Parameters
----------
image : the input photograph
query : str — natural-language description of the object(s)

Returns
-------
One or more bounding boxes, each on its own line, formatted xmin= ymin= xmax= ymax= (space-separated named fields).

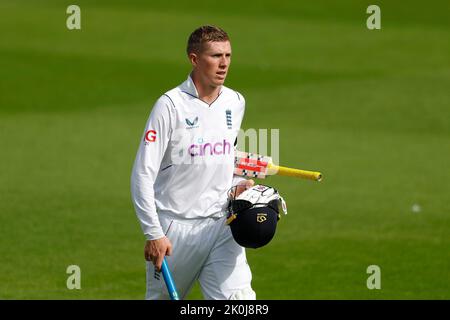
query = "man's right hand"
xmin=144 ymin=237 xmax=172 ymax=272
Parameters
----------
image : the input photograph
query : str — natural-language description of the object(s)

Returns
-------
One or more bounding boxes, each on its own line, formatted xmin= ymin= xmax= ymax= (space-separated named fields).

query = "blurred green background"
xmin=1 ymin=0 xmax=449 ymax=299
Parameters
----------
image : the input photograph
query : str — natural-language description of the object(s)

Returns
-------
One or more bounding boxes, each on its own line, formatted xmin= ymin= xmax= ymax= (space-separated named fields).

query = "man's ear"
xmin=188 ymin=52 xmax=198 ymax=67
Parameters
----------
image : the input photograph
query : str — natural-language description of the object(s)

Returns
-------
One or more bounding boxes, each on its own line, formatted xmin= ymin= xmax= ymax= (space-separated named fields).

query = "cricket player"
xmin=131 ymin=25 xmax=256 ymax=300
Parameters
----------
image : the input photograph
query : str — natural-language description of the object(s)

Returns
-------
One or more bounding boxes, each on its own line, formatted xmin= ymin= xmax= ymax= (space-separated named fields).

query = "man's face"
xmin=191 ymin=41 xmax=232 ymax=88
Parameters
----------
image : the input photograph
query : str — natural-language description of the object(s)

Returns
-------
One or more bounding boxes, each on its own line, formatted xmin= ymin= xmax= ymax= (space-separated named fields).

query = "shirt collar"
xmin=181 ymin=74 xmax=224 ymax=98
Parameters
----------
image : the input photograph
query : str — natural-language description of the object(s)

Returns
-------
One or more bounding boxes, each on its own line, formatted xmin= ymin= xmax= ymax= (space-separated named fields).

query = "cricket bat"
xmin=161 ymin=257 xmax=180 ymax=300
xmin=234 ymin=150 xmax=322 ymax=181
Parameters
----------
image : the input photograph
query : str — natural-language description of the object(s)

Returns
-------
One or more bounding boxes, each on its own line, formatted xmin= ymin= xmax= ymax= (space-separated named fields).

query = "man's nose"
xmin=219 ymin=56 xmax=228 ymax=67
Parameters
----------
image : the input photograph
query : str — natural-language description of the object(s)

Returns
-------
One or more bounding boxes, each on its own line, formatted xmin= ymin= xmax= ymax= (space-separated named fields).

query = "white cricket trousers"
xmin=145 ymin=212 xmax=256 ymax=300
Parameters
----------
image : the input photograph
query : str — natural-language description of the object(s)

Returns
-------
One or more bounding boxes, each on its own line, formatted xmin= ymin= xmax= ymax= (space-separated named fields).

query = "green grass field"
xmin=1 ymin=0 xmax=449 ymax=299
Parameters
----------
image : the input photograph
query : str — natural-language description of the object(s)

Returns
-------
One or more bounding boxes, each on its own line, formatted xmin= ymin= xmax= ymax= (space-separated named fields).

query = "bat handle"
xmin=272 ymin=164 xmax=322 ymax=181
xmin=161 ymin=257 xmax=180 ymax=300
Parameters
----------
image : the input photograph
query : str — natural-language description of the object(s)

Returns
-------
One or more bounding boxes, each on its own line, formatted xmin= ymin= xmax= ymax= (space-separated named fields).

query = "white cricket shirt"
xmin=131 ymin=75 xmax=246 ymax=240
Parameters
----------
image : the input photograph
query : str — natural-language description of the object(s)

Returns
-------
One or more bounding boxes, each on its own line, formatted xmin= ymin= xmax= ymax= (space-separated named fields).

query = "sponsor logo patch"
xmin=188 ymin=139 xmax=231 ymax=157
xmin=144 ymin=130 xmax=157 ymax=143
xmin=185 ymin=116 xmax=199 ymax=129
xmin=257 ymin=213 xmax=267 ymax=223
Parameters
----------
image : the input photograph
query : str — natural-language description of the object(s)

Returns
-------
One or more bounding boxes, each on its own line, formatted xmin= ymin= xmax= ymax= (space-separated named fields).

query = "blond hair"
xmin=186 ymin=25 xmax=230 ymax=55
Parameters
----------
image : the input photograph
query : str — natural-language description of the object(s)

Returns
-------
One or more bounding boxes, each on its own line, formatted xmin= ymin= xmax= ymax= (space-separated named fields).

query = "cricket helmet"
xmin=226 ymin=184 xmax=287 ymax=248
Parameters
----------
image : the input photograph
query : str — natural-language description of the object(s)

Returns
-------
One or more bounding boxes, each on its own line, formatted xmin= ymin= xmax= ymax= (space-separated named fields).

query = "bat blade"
xmin=234 ymin=150 xmax=322 ymax=181
xmin=234 ymin=151 xmax=271 ymax=178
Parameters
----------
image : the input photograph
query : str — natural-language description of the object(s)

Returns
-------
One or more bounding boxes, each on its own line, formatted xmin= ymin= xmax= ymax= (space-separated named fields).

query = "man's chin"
xmin=214 ymin=78 xmax=226 ymax=86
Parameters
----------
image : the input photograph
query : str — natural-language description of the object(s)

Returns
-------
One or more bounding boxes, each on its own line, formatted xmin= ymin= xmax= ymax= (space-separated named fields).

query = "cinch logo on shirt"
xmin=144 ymin=130 xmax=157 ymax=143
xmin=188 ymin=139 xmax=231 ymax=157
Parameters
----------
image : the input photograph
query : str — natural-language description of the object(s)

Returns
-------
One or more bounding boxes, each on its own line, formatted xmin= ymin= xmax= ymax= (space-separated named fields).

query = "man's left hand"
xmin=234 ymin=179 xmax=255 ymax=198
